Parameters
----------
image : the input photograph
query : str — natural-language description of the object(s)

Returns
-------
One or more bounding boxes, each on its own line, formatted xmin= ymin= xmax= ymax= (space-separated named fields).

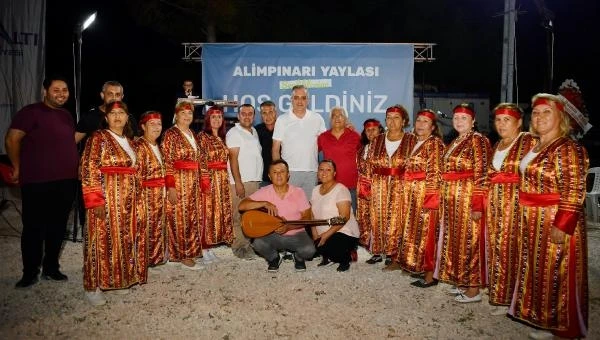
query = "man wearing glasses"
xmin=271 ymin=85 xmax=325 ymax=199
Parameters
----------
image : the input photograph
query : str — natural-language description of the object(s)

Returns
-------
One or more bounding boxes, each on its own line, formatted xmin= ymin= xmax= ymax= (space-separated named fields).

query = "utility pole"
xmin=500 ymin=0 xmax=516 ymax=103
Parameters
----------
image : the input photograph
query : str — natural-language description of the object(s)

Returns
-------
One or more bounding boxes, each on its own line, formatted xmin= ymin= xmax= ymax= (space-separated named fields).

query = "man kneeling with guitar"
xmin=238 ymin=159 xmax=316 ymax=272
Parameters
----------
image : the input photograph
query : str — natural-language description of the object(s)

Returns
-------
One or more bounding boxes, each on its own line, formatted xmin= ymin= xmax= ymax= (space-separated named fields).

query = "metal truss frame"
xmin=182 ymin=43 xmax=436 ymax=63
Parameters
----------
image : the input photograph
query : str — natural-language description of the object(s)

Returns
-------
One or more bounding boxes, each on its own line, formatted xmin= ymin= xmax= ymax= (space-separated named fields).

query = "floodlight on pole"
xmin=82 ymin=12 xmax=97 ymax=31
xmin=71 ymin=11 xmax=96 ymax=243
xmin=73 ymin=11 xmax=97 ymax=124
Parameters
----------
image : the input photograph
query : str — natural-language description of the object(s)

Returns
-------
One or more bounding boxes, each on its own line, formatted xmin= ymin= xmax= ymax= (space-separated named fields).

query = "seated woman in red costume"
xmin=198 ymin=106 xmax=234 ymax=263
xmin=135 ymin=111 xmax=167 ymax=271
xmin=485 ymin=103 xmax=536 ymax=315
xmin=81 ymin=101 xmax=142 ymax=306
xmin=510 ymin=94 xmax=588 ymax=340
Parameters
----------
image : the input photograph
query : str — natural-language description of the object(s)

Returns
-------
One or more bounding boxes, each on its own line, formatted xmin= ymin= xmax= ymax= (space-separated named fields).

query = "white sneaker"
xmin=206 ymin=249 xmax=220 ymax=263
xmin=447 ymin=286 xmax=466 ymax=295
xmin=454 ymin=292 xmax=482 ymax=303
xmin=201 ymin=250 xmax=214 ymax=264
xmin=490 ymin=305 xmax=509 ymax=316
xmin=109 ymin=288 xmax=130 ymax=295
xmin=85 ymin=288 xmax=107 ymax=306
xmin=528 ymin=330 xmax=554 ymax=339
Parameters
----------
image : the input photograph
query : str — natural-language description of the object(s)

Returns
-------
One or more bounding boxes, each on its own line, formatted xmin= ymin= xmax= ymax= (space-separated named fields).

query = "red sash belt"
xmin=373 ymin=167 xmax=403 ymax=177
xmin=442 ymin=171 xmax=474 ymax=181
xmin=357 ymin=175 xmax=371 ymax=199
xmin=174 ymin=160 xmax=199 ymax=170
xmin=490 ymin=172 xmax=520 ymax=184
xmin=142 ymin=177 xmax=166 ymax=187
xmin=403 ymin=171 xmax=426 ymax=180
xmin=208 ymin=161 xmax=227 ymax=170
xmin=519 ymin=192 xmax=560 ymax=207
xmin=99 ymin=166 xmax=136 ymax=175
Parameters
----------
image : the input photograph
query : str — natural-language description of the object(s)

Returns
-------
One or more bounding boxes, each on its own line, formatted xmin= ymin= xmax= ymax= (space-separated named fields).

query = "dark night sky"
xmin=45 ymin=0 xmax=597 ymax=128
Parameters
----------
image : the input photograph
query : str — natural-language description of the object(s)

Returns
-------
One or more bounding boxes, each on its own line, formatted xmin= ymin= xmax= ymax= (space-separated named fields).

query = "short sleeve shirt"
xmin=249 ymin=184 xmax=310 ymax=236
xmin=272 ymin=109 xmax=326 ymax=172
xmin=226 ymin=123 xmax=263 ymax=183
xmin=317 ymin=128 xmax=361 ymax=189
xmin=310 ymin=183 xmax=359 ymax=238
xmin=9 ymin=102 xmax=78 ymax=184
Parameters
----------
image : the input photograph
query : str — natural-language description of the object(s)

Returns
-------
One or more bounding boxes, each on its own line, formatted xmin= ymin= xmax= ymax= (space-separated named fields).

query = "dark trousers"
xmin=20 ymin=179 xmax=76 ymax=277
xmin=317 ymin=232 xmax=358 ymax=264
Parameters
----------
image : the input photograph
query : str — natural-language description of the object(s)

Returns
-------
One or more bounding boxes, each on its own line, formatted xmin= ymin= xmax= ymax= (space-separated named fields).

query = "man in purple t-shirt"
xmin=238 ymin=159 xmax=316 ymax=272
xmin=5 ymin=76 xmax=78 ymax=288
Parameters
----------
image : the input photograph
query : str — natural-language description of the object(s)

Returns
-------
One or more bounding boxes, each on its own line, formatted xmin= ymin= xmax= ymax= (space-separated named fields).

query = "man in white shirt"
xmin=272 ymin=85 xmax=326 ymax=199
xmin=227 ymin=104 xmax=263 ymax=259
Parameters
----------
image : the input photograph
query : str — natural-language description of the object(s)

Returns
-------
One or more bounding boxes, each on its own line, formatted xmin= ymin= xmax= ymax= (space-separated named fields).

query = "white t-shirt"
xmin=226 ymin=123 xmax=263 ymax=183
xmin=310 ymin=183 xmax=360 ymax=238
xmin=519 ymin=149 xmax=539 ymax=174
xmin=272 ymin=109 xmax=326 ymax=172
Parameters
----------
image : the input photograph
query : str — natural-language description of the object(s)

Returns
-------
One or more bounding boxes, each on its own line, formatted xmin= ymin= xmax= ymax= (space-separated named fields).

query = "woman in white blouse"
xmin=311 ymin=160 xmax=360 ymax=272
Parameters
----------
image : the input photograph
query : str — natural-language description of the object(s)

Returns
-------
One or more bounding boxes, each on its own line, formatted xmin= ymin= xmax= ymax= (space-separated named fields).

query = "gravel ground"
xmin=1 ymin=193 xmax=599 ymax=339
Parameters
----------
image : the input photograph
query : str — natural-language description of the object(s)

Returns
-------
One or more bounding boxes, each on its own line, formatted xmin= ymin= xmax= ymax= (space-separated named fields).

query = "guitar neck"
xmin=283 ymin=219 xmax=330 ymax=226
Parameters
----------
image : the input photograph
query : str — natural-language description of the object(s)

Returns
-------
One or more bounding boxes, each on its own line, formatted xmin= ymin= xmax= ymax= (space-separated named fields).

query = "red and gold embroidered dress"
xmin=135 ymin=137 xmax=166 ymax=267
xmin=81 ymin=130 xmax=142 ymax=290
xmin=396 ymin=135 xmax=444 ymax=273
xmin=161 ymin=126 xmax=202 ymax=261
xmin=510 ymin=137 xmax=588 ymax=338
xmin=366 ymin=132 xmax=417 ymax=256
xmin=435 ymin=131 xmax=491 ymax=287
xmin=486 ymin=132 xmax=536 ymax=306
xmin=356 ymin=144 xmax=371 ymax=247
xmin=198 ymin=132 xmax=233 ymax=246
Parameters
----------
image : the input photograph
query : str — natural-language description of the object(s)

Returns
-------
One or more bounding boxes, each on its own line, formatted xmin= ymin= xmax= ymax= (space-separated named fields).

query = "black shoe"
xmin=267 ymin=255 xmax=282 ymax=272
xmin=410 ymin=278 xmax=439 ymax=288
xmin=317 ymin=257 xmax=331 ymax=266
xmin=337 ymin=262 xmax=350 ymax=272
xmin=282 ymin=251 xmax=294 ymax=261
xmin=15 ymin=275 xmax=39 ymax=289
xmin=294 ymin=255 xmax=306 ymax=272
xmin=410 ymin=272 xmax=424 ymax=279
xmin=41 ymin=271 xmax=68 ymax=281
xmin=365 ymin=255 xmax=383 ymax=264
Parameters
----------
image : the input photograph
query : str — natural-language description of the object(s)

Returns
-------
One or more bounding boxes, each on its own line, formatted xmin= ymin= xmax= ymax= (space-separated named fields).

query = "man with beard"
xmin=227 ymin=104 xmax=263 ymax=259
xmin=5 ymin=75 xmax=79 ymax=288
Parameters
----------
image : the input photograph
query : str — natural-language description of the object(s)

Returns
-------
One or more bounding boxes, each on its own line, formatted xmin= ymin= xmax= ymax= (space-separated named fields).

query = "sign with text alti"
xmin=201 ymin=43 xmax=414 ymax=128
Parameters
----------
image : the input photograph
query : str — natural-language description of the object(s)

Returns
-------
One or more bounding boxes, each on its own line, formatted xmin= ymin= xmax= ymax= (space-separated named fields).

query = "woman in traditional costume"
xmin=135 ymin=111 xmax=166 ymax=270
xmin=485 ymin=104 xmax=536 ymax=315
xmin=81 ymin=101 xmax=142 ymax=306
xmin=365 ymin=105 xmax=416 ymax=269
xmin=434 ymin=104 xmax=491 ymax=303
xmin=197 ymin=106 xmax=234 ymax=262
xmin=393 ymin=109 xmax=444 ymax=288
xmin=356 ymin=119 xmax=383 ymax=248
xmin=510 ymin=94 xmax=588 ymax=339
xmin=161 ymin=101 xmax=203 ymax=270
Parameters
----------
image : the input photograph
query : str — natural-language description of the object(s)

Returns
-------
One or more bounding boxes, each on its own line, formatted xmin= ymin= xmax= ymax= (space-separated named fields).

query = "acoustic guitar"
xmin=241 ymin=210 xmax=346 ymax=238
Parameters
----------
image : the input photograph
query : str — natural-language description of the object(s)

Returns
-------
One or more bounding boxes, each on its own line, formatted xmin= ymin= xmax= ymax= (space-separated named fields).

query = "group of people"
xmin=6 ymin=76 xmax=588 ymax=339
xmin=355 ymin=98 xmax=588 ymax=339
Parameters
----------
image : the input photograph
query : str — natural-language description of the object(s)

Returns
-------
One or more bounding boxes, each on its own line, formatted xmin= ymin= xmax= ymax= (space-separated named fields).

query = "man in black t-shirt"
xmin=255 ymin=101 xmax=279 ymax=186
xmin=75 ymin=80 xmax=138 ymax=145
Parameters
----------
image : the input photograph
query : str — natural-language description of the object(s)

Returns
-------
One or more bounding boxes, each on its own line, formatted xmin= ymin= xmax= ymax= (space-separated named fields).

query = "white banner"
xmin=0 ymin=0 xmax=46 ymax=154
